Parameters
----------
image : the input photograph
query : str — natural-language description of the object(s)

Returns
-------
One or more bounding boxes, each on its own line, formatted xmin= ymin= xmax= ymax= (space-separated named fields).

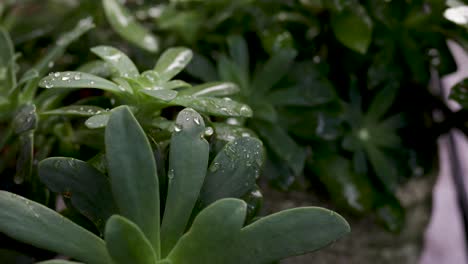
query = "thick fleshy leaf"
xmin=331 ymin=5 xmax=373 ymax=54
xmin=13 ymin=104 xmax=37 ymax=184
xmin=105 ymin=215 xmax=158 ymax=264
xmin=161 ymin=109 xmax=209 ymax=257
xmin=154 ymin=47 xmax=193 ymax=81
xmin=85 ymin=113 xmax=111 ymax=129
xmin=172 ymin=96 xmax=252 ymax=117
xmin=39 ymin=71 xmax=122 ymax=93
xmin=42 ymin=105 xmax=106 ymax=117
xmin=78 ymin=60 xmax=116 ymax=77
xmin=39 ymin=157 xmax=117 ymax=231
xmin=140 ymin=89 xmax=178 ymax=102
xmin=251 ymin=49 xmax=297 ymax=95
xmin=168 ymin=198 xmax=350 ymax=264
xmin=199 ymin=137 xmax=263 ymax=207
xmin=102 ymin=0 xmax=159 ymax=52
xmin=178 ymin=82 xmax=239 ymax=97
xmin=91 ymin=46 xmax=139 ymax=78
xmin=0 ymin=191 xmax=111 ymax=264
xmin=105 ymin=106 xmax=160 ymax=254
xmin=0 ymin=26 xmax=16 ymax=93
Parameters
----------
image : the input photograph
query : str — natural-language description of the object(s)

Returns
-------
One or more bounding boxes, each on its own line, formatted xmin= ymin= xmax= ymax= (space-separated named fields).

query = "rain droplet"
xmin=210 ymin=162 xmax=220 ymax=172
xmin=239 ymin=105 xmax=251 ymax=116
xmin=73 ymin=73 xmax=81 ymax=80
xmin=204 ymin=127 xmax=214 ymax=136
xmin=62 ymin=76 xmax=70 ymax=81
xmin=193 ymin=117 xmax=200 ymax=125
xmin=54 ymin=72 xmax=60 ymax=77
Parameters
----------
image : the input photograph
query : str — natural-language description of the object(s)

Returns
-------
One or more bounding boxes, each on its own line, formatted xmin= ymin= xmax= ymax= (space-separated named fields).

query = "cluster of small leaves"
xmin=0 ymin=106 xmax=350 ymax=264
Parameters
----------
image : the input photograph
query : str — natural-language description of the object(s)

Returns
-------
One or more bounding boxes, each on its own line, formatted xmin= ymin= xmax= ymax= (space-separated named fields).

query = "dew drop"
xmin=54 ymin=72 xmax=60 ymax=77
xmin=73 ymin=73 xmax=81 ymax=80
xmin=174 ymin=125 xmax=182 ymax=132
xmin=210 ymin=162 xmax=220 ymax=172
xmin=204 ymin=127 xmax=214 ymax=136
xmin=194 ymin=117 xmax=200 ymax=125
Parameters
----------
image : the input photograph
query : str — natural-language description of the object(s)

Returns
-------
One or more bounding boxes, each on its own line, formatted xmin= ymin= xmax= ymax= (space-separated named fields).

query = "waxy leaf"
xmin=39 ymin=71 xmax=121 ymax=93
xmin=168 ymin=198 xmax=350 ymax=264
xmin=141 ymin=89 xmax=178 ymax=102
xmin=178 ymin=82 xmax=239 ymax=97
xmin=0 ymin=191 xmax=111 ymax=264
xmin=161 ymin=109 xmax=209 ymax=257
xmin=331 ymin=6 xmax=373 ymax=54
xmin=42 ymin=105 xmax=106 ymax=117
xmin=102 ymin=0 xmax=159 ymax=52
xmin=105 ymin=106 xmax=160 ymax=254
xmin=199 ymin=137 xmax=263 ymax=207
xmin=91 ymin=46 xmax=139 ymax=78
xmin=105 ymin=215 xmax=158 ymax=264
xmin=85 ymin=113 xmax=111 ymax=129
xmin=155 ymin=47 xmax=193 ymax=81
xmin=39 ymin=158 xmax=117 ymax=231
xmin=172 ymin=96 xmax=252 ymax=117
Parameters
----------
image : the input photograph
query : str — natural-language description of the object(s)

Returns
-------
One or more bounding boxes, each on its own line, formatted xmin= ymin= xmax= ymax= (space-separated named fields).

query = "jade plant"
xmin=0 ymin=106 xmax=349 ymax=263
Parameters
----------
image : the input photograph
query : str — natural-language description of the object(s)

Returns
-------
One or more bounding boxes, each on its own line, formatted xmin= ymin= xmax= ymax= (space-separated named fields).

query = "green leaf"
xmin=91 ymin=46 xmax=139 ymax=78
xmin=168 ymin=198 xmax=350 ymax=264
xmin=186 ymin=53 xmax=218 ymax=82
xmin=85 ymin=113 xmax=111 ymax=129
xmin=178 ymin=82 xmax=239 ymax=97
xmin=18 ymin=69 xmax=39 ymax=86
xmin=161 ymin=108 xmax=209 ymax=257
xmin=331 ymin=6 xmax=373 ymax=54
xmin=199 ymin=137 xmax=263 ymax=207
xmin=0 ymin=191 xmax=111 ymax=264
xmin=39 ymin=158 xmax=118 ymax=231
xmin=308 ymin=156 xmax=374 ymax=214
xmin=140 ymin=89 xmax=178 ymax=102
xmin=42 ymin=105 xmax=106 ymax=117
xmin=251 ymin=49 xmax=297 ymax=95
xmin=172 ymin=96 xmax=253 ymax=117
xmin=105 ymin=106 xmax=160 ymax=255
xmin=365 ymin=86 xmax=398 ymax=122
xmin=102 ymin=0 xmax=159 ymax=52
xmin=20 ymin=17 xmax=95 ymax=102
xmin=251 ymin=121 xmax=306 ymax=176
xmin=154 ymin=47 xmax=193 ymax=81
xmin=39 ymin=71 xmax=122 ymax=93
xmin=450 ymin=78 xmax=468 ymax=107
xmin=364 ymin=144 xmax=398 ymax=191
xmin=77 ymin=60 xmax=116 ymax=77
xmin=0 ymin=26 xmax=16 ymax=94
xmin=227 ymin=35 xmax=249 ymax=75
xmin=13 ymin=104 xmax=37 ymax=134
xmin=14 ymin=132 xmax=34 ymax=184
xmin=105 ymin=215 xmax=158 ymax=264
